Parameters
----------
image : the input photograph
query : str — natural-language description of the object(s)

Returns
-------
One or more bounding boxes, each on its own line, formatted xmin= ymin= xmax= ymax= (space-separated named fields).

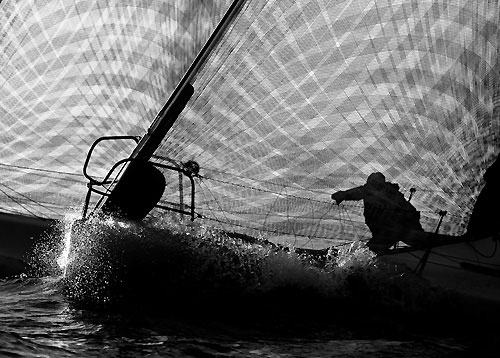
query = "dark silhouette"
xmin=101 ymin=160 xmax=166 ymax=221
xmin=331 ymin=172 xmax=431 ymax=254
xmin=466 ymin=155 xmax=500 ymax=239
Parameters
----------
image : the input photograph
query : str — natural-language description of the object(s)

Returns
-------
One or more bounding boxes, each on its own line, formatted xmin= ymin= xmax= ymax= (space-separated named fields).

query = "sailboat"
xmin=1 ymin=0 xmax=499 ymax=304
xmin=76 ymin=0 xmax=500 ymax=306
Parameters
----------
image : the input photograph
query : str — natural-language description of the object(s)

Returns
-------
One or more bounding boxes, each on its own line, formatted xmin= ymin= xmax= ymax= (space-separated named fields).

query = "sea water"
xmin=1 ymin=216 xmax=498 ymax=357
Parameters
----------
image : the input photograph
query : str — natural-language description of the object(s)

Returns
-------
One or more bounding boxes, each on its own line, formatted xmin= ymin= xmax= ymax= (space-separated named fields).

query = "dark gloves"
xmin=331 ymin=191 xmax=345 ymax=204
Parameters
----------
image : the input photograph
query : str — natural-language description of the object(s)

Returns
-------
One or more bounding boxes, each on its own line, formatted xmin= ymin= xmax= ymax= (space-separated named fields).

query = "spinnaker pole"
xmin=132 ymin=0 xmax=247 ymax=162
xmin=96 ymin=0 xmax=247 ymax=220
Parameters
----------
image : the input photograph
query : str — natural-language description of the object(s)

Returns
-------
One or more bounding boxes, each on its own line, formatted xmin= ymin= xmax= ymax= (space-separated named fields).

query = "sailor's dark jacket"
xmin=337 ymin=182 xmax=422 ymax=237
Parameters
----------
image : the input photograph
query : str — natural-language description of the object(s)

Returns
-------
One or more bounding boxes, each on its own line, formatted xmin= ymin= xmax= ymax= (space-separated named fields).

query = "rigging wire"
xmin=200 ymin=164 xmax=476 ymax=197
xmin=156 ymin=157 xmax=471 ymax=240
xmin=0 ymin=162 xmax=83 ymax=179
xmin=341 ymin=204 xmax=367 ymax=241
xmin=194 ymin=182 xmax=359 ymax=244
xmin=0 ymin=184 xmax=45 ymax=218
xmin=201 ymin=174 xmax=331 ymax=204
xmin=334 ymin=203 xmax=371 ymax=243
xmin=191 ymin=171 xmax=465 ymax=243
xmin=283 ymin=184 xmax=299 ymax=246
xmin=169 ymin=171 xmax=467 ymax=251
xmin=194 ymin=194 xmax=342 ymax=242
xmin=0 ymin=181 xmax=61 ymax=217
xmin=0 ymin=206 xmax=29 ymax=216
xmin=262 ymin=185 xmax=287 ymax=233
xmin=197 ymin=176 xmax=233 ymax=233
xmin=195 ymin=172 xmax=468 ymax=222
xmin=337 ymin=204 xmax=347 ymax=242
xmin=307 ymin=201 xmax=335 ymax=248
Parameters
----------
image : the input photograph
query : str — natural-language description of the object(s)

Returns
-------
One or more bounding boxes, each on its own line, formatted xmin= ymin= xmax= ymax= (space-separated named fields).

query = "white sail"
xmin=145 ymin=0 xmax=499 ymax=244
xmin=0 ymin=0 xmax=230 ymax=218
xmin=1 ymin=0 xmax=498 ymax=246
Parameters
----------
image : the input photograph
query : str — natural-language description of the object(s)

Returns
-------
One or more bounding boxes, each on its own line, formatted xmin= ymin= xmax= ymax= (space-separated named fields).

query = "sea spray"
xmin=28 ymin=220 xmax=66 ymax=278
xmin=56 ymin=214 xmax=80 ymax=276
xmin=53 ymin=214 xmax=459 ymax=324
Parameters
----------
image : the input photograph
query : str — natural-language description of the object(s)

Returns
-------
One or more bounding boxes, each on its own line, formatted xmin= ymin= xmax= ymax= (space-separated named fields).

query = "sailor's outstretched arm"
xmin=331 ymin=186 xmax=365 ymax=204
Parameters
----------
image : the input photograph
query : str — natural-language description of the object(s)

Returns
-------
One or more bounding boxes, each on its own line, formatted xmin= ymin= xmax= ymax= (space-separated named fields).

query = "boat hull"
xmin=382 ymin=236 xmax=500 ymax=303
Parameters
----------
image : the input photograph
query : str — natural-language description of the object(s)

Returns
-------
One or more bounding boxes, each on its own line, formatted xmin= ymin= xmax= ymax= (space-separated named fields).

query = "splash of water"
xmin=56 ymin=215 xmax=79 ymax=275
xmin=56 ymin=213 xmax=448 ymax=320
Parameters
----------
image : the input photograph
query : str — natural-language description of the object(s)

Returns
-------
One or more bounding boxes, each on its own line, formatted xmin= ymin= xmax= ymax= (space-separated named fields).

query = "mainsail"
xmin=1 ymin=0 xmax=499 ymax=246
xmin=0 ymin=0 xmax=231 ymax=219
xmin=138 ymin=0 xmax=500 ymax=245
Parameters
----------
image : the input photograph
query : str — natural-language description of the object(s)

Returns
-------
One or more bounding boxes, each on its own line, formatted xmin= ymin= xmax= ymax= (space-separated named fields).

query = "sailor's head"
xmin=366 ymin=172 xmax=385 ymax=187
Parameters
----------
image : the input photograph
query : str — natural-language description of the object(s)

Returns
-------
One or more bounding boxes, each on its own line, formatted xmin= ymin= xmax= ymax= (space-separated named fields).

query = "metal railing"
xmin=82 ymin=136 xmax=196 ymax=221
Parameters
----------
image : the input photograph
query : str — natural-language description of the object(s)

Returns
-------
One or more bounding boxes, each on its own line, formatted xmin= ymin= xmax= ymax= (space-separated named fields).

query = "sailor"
xmin=331 ymin=172 xmax=429 ymax=254
xmin=466 ymin=154 xmax=500 ymax=239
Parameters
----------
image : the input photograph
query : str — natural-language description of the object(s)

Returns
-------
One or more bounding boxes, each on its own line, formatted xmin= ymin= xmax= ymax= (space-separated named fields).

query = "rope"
xmin=0 ymin=181 xmax=62 ymax=217
xmin=202 ymin=174 xmax=330 ymax=204
xmin=195 ymin=165 xmax=477 ymax=196
xmin=199 ymin=174 xmax=467 ymax=223
xmin=310 ymin=202 xmax=335 ymax=242
xmin=196 ymin=191 xmax=352 ymax=242
xmin=0 ymin=185 xmax=44 ymax=218
xmin=197 ymin=177 xmax=233 ymax=233
xmin=0 ymin=162 xmax=83 ymax=181
xmin=262 ymin=185 xmax=286 ymax=234
xmin=145 ymin=168 xmax=467 ymax=245
xmin=335 ymin=203 xmax=369 ymax=242
xmin=337 ymin=205 xmax=346 ymax=241
xmin=284 ymin=185 xmax=299 ymax=247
